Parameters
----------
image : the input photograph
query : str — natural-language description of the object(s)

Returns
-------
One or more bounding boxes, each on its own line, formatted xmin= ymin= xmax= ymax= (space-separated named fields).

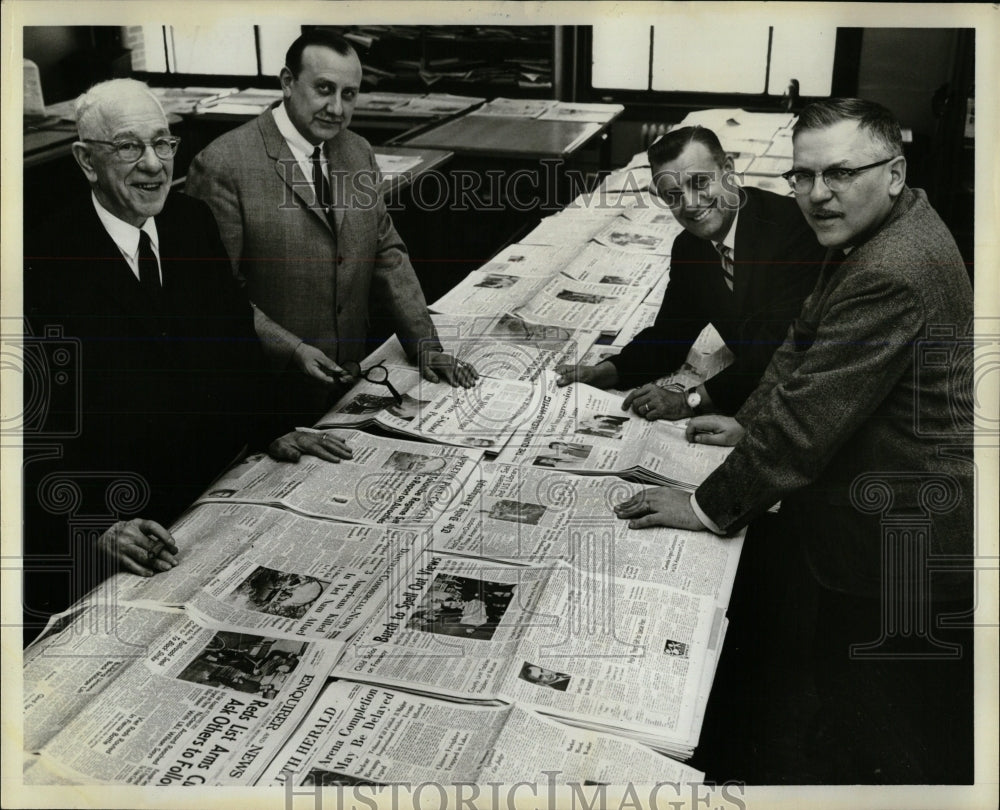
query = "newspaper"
xmin=559 ymin=242 xmax=668 ymax=289
xmin=196 ymin=430 xmax=482 ymax=525
xmin=513 ymin=277 xmax=646 ymax=336
xmin=429 ymin=271 xmax=550 ymax=316
xmin=609 ymin=301 xmax=663 ymax=347
xmin=260 ymin=680 xmax=703 ymax=786
xmin=428 ymin=463 xmax=745 ymax=604
xmin=537 ymin=101 xmax=624 ymax=123
xmin=107 ymin=502 xmax=428 ymax=641
xmin=468 ymin=97 xmax=557 ymax=118
xmin=315 ymin=371 xmax=543 ymax=452
xmin=31 ymin=606 xmax=341 ymax=784
xmin=362 ymin=313 xmax=598 ymax=385
xmin=521 ymin=211 xmax=618 ymax=247
xmin=592 ymin=218 xmax=674 ymax=255
xmin=23 ymin=604 xmax=185 ymax=753
xmin=334 ymin=553 xmax=723 ymax=753
xmin=494 ymin=383 xmax=732 ymax=490
xmin=476 ymin=242 xmax=584 ymax=278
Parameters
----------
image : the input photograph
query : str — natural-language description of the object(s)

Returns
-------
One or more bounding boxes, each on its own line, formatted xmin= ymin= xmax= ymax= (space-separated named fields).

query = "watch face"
xmin=686 ymin=391 xmax=702 ymax=409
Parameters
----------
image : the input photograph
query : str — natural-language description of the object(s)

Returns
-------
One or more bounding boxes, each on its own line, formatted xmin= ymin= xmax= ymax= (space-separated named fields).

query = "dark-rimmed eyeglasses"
xmin=341 ymin=360 xmax=403 ymax=406
xmin=83 ymin=136 xmax=181 ymax=162
xmin=781 ymin=156 xmax=897 ymax=194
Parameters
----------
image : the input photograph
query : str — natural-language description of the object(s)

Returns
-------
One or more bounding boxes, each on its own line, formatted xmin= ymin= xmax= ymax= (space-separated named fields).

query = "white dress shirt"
xmin=92 ymin=192 xmax=161 ymax=284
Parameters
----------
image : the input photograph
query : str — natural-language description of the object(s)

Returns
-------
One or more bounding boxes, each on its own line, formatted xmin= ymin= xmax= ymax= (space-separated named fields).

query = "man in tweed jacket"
xmin=187 ymin=30 xmax=475 ymax=419
xmin=617 ymin=99 xmax=974 ymax=782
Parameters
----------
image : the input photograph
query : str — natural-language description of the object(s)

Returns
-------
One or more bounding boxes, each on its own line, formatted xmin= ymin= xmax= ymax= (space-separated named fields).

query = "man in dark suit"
xmin=186 ymin=30 xmax=476 ymax=423
xmin=22 ymin=79 xmax=351 ymax=641
xmin=556 ymin=126 xmax=824 ymax=420
xmin=616 ymin=99 xmax=974 ymax=782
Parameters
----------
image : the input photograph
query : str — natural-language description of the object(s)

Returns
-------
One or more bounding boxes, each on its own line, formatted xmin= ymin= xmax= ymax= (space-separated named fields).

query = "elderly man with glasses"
xmin=615 ymin=98 xmax=974 ymax=782
xmin=22 ymin=79 xmax=351 ymax=643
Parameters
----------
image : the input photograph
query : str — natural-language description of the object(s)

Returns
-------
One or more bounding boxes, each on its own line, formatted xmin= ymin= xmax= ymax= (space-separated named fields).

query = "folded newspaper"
xmin=494 ymin=382 xmax=732 ymax=491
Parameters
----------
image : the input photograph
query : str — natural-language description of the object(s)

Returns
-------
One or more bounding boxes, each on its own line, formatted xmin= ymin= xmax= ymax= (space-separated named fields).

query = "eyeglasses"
xmin=83 ymin=136 xmax=181 ymax=162
xmin=340 ymin=360 xmax=403 ymax=406
xmin=781 ymin=156 xmax=897 ymax=194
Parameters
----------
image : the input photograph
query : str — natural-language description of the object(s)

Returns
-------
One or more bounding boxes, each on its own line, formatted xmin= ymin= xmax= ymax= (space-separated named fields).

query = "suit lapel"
xmin=258 ymin=109 xmax=333 ymax=234
xmin=731 ymin=188 xmax=760 ymax=308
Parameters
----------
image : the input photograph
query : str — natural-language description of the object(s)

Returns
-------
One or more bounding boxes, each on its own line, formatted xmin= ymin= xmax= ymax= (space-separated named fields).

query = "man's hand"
xmin=613 ymin=487 xmax=704 ymax=530
xmin=97 ymin=519 xmax=178 ymax=577
xmin=622 ymin=383 xmax=690 ymax=420
xmin=293 ymin=343 xmax=345 ymax=384
xmin=554 ymin=361 xmax=619 ymax=389
xmin=686 ymin=415 xmax=744 ymax=446
xmin=268 ymin=430 xmax=354 ymax=463
xmin=420 ymin=349 xmax=479 ymax=387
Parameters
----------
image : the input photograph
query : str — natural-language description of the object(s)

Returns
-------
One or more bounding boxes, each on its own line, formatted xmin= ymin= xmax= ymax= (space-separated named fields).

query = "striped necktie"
xmin=715 ymin=242 xmax=735 ymax=291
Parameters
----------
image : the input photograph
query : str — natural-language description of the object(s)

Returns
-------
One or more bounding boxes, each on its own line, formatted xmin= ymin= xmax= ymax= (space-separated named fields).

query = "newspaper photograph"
xmin=428 ymin=463 xmax=744 ymax=603
xmin=260 ymin=679 xmax=703 ymax=786
xmin=107 ymin=502 xmax=428 ymax=641
xmin=31 ymin=607 xmax=342 ymax=785
xmin=513 ymin=276 xmax=646 ymax=335
xmin=494 ymin=383 xmax=732 ymax=490
xmin=196 ymin=430 xmax=482 ymax=525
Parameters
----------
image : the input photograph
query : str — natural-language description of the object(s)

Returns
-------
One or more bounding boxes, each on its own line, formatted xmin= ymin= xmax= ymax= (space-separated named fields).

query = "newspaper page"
xmin=316 ymin=371 xmax=543 ymax=451
xmin=335 ymin=554 xmax=721 ymax=751
xmin=197 ymin=430 xmax=482 ymax=525
xmin=429 ymin=271 xmax=549 ymax=316
xmin=260 ymin=680 xmax=703 ymax=786
xmin=34 ymin=608 xmax=341 ymax=785
xmin=363 ymin=313 xmax=598 ymax=385
xmin=609 ymin=300 xmax=662 ymax=347
xmin=475 ymin=242 xmax=583 ymax=279
xmin=23 ymin=603 xmax=184 ymax=753
xmin=559 ymin=242 xmax=668 ymax=289
xmin=521 ymin=210 xmax=618 ymax=247
xmin=428 ymin=464 xmax=744 ymax=604
xmin=513 ymin=277 xmax=646 ymax=335
xmin=468 ymin=97 xmax=556 ymax=118
xmin=496 ymin=564 xmax=723 ymax=752
xmin=592 ymin=218 xmax=675 ymax=256
xmin=494 ymin=383 xmax=732 ymax=490
xmin=107 ymin=502 xmax=428 ymax=641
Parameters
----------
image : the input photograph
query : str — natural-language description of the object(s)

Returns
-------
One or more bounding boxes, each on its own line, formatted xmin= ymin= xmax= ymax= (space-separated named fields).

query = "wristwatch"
xmin=685 ymin=386 xmax=703 ymax=414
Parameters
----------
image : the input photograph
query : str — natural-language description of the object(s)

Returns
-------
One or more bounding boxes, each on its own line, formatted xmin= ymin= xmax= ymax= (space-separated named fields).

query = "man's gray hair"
xmin=74 ymin=78 xmax=166 ymax=139
xmin=793 ymin=97 xmax=904 ymax=158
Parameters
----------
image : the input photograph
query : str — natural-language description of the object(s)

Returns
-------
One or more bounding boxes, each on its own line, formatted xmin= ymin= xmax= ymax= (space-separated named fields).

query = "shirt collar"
xmin=91 ymin=192 xmax=159 ymax=259
xmin=273 ymin=102 xmax=322 ymax=162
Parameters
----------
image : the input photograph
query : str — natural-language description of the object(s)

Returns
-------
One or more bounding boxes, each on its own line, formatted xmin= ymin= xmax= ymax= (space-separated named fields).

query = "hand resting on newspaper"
xmin=613 ymin=487 xmax=704 ymax=530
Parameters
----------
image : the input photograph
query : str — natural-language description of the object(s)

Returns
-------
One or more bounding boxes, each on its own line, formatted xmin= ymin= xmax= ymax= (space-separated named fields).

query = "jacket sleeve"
xmin=696 ymin=264 xmax=926 ymax=532
xmin=609 ymin=249 xmax=708 ymax=387
xmin=363 ymin=147 xmax=441 ymax=359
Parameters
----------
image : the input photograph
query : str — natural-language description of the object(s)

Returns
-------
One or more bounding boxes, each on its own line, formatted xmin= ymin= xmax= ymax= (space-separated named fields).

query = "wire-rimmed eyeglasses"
xmin=83 ymin=136 xmax=181 ymax=162
xmin=341 ymin=360 xmax=403 ymax=406
xmin=781 ymin=156 xmax=897 ymax=194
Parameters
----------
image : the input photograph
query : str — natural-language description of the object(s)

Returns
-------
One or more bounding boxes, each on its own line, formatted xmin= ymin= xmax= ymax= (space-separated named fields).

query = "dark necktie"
xmin=312 ymin=145 xmax=332 ymax=217
xmin=137 ymin=230 xmax=161 ymax=295
xmin=715 ymin=242 xmax=735 ymax=291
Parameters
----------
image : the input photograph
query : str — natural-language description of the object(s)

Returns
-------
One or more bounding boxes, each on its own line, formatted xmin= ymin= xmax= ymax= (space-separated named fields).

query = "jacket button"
xmin=337 ymin=256 xmax=344 ymax=265
xmin=337 ymin=305 xmax=344 ymax=315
